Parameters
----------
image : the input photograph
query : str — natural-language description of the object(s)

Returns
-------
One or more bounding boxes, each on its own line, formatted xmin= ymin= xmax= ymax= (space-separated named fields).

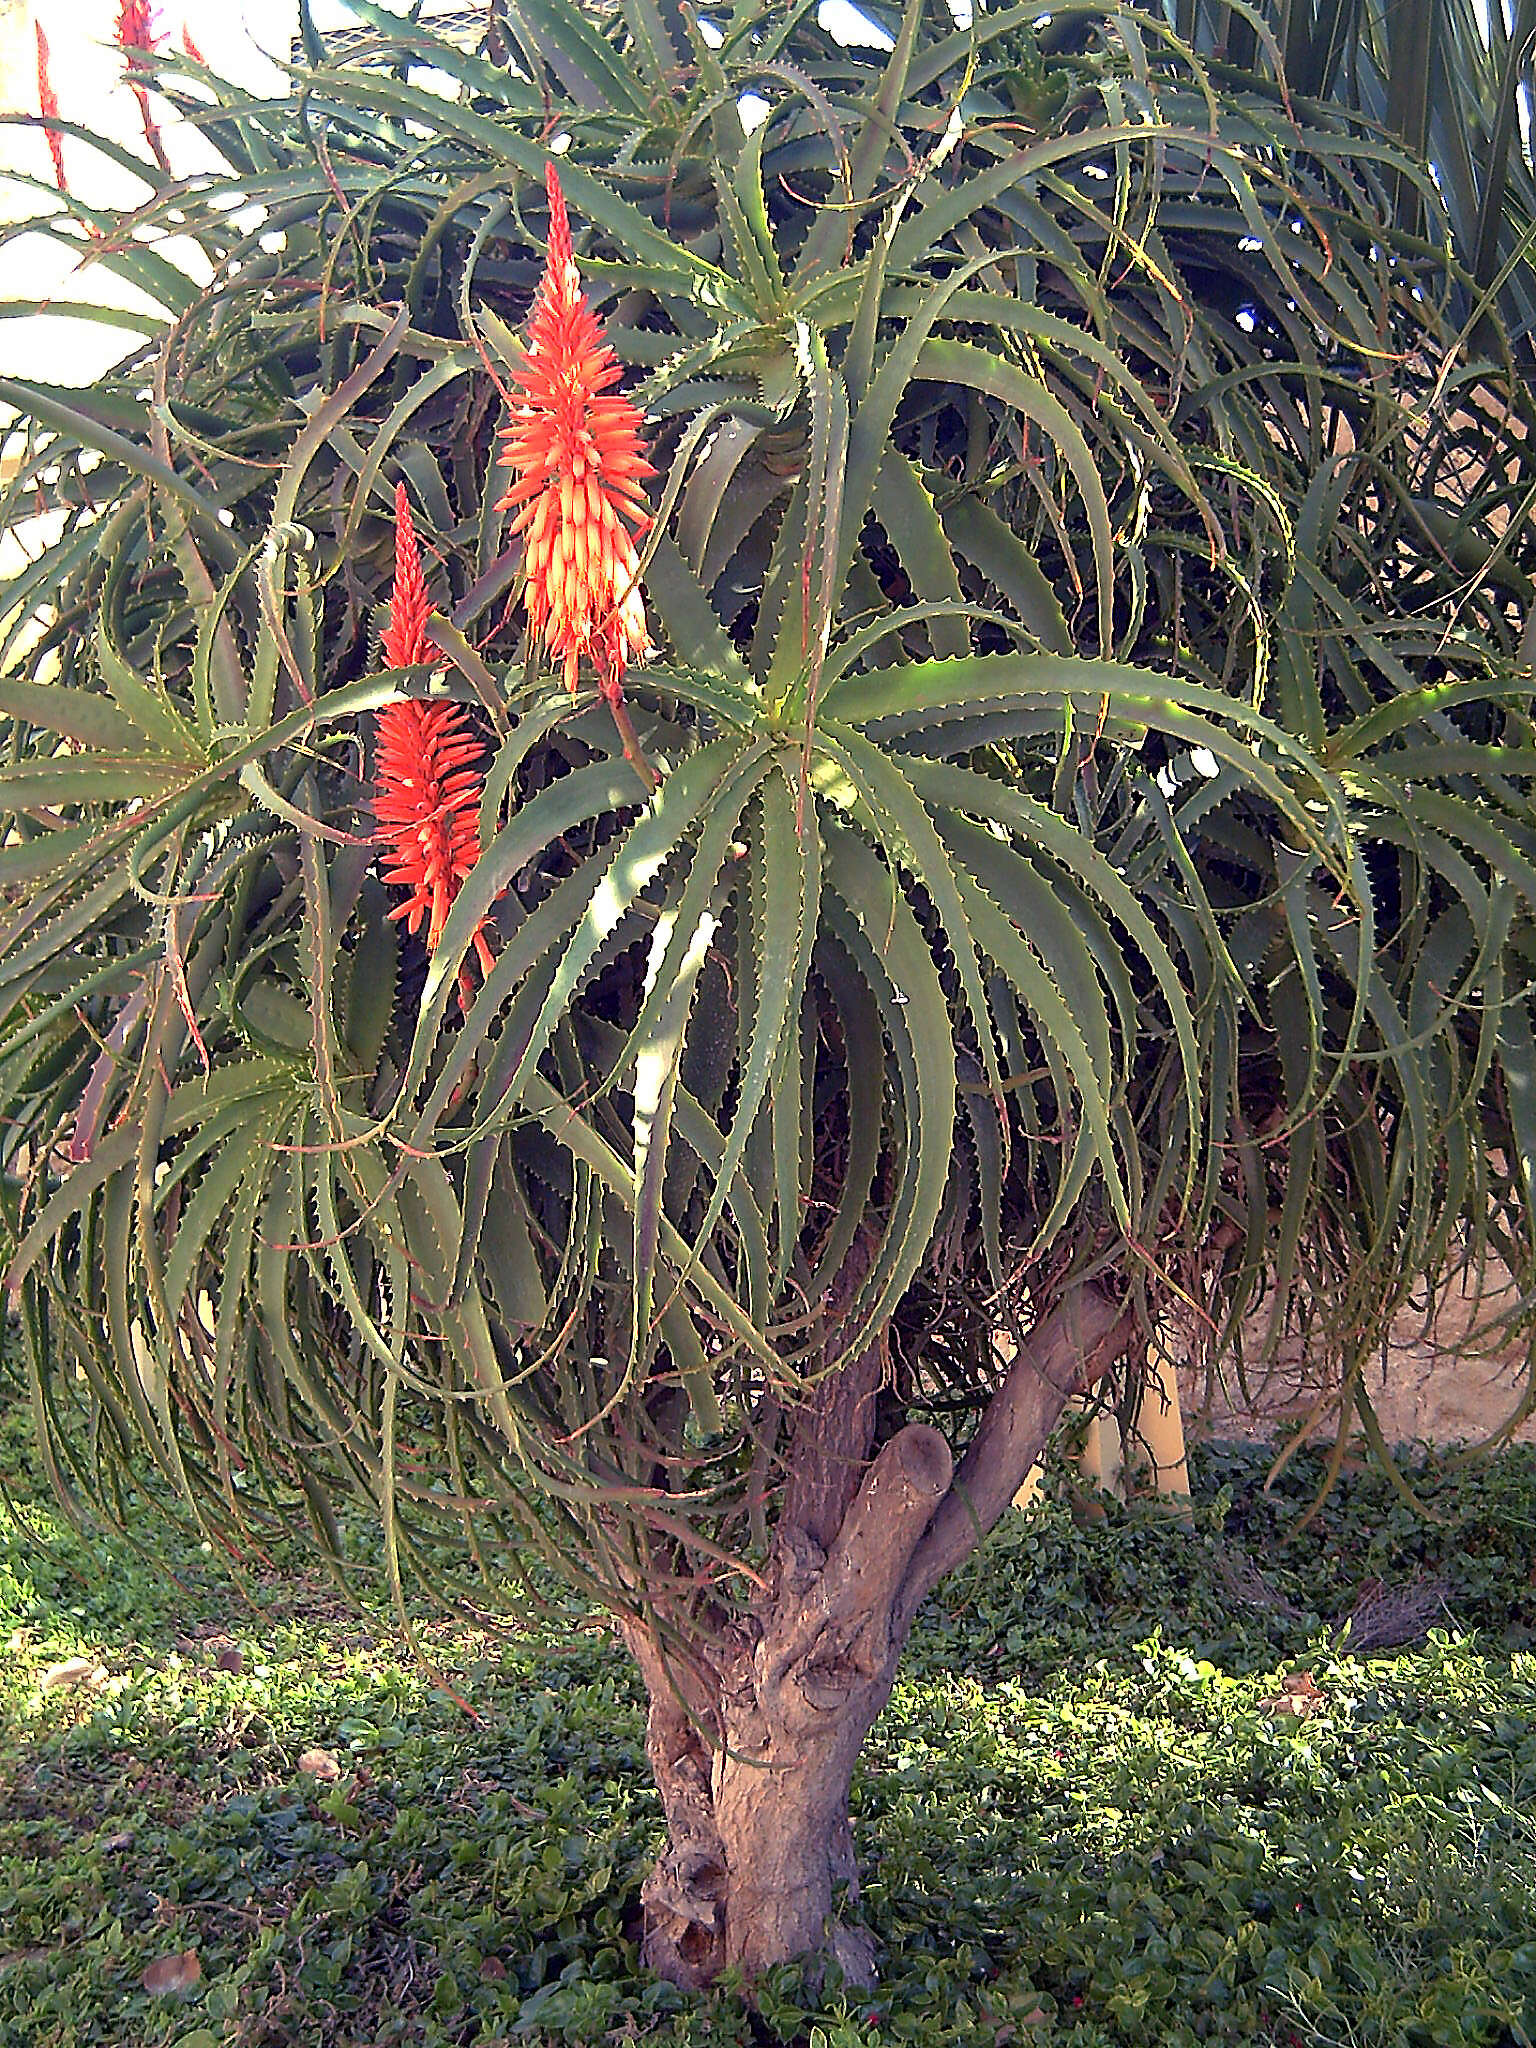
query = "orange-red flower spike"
xmin=116 ymin=0 xmax=169 ymax=169
xmin=496 ymin=161 xmax=654 ymax=707
xmin=382 ymin=479 xmax=432 ymax=669
xmin=374 ymin=698 xmax=490 ymax=961
xmin=373 ymin=486 xmax=494 ymax=980
xmin=35 ymin=24 xmax=66 ymax=196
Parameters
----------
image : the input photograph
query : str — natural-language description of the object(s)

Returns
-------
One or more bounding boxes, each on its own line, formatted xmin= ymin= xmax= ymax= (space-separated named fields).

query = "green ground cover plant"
xmin=3 ymin=1410 xmax=1534 ymax=2048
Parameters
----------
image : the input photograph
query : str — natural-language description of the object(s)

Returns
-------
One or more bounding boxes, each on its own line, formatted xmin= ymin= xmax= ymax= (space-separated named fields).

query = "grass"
xmin=1 ymin=1415 xmax=1534 ymax=2048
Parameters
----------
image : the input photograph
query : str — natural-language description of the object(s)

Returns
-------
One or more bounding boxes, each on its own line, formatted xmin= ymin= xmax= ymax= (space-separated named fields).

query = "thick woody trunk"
xmin=713 ymin=1720 xmax=870 ymax=1981
xmin=628 ymin=1286 xmax=1133 ymax=1991
xmin=635 ymin=1674 xmax=876 ymax=1984
xmin=628 ymin=1421 xmax=951 ymax=1986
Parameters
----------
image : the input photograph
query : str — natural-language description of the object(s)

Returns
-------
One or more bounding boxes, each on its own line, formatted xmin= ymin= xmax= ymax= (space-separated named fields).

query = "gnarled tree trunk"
xmin=625 ymin=1285 xmax=1133 ymax=1989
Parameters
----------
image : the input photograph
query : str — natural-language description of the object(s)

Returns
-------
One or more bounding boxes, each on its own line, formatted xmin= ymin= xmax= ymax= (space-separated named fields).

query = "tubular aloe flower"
xmin=34 ymin=25 xmax=65 ymax=196
xmin=374 ymin=699 xmax=491 ymax=959
xmin=180 ymin=24 xmax=204 ymax=63
xmin=497 ymin=162 xmax=654 ymax=705
xmin=373 ymin=485 xmax=494 ymax=975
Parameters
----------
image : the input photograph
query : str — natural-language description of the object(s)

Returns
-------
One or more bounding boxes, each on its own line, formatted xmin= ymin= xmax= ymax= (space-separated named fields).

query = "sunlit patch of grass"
xmin=2 ymin=1417 xmax=1534 ymax=2046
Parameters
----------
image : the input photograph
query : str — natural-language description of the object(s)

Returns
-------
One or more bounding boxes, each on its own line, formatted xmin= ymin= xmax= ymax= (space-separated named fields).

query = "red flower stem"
xmin=606 ymin=694 xmax=659 ymax=796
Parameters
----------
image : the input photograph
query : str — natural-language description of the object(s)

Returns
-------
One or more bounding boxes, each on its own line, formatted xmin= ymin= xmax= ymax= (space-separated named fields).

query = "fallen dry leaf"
xmin=1262 ymin=1670 xmax=1327 ymax=1718
xmin=991 ymin=1997 xmax=1053 ymax=2042
xmin=141 ymin=1949 xmax=201 ymax=1997
xmin=39 ymin=1657 xmax=105 ymax=1693
xmin=298 ymin=1748 xmax=341 ymax=1781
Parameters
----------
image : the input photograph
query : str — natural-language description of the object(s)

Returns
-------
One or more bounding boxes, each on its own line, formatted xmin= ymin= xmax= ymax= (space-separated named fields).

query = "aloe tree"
xmin=2 ymin=0 xmax=1534 ymax=1987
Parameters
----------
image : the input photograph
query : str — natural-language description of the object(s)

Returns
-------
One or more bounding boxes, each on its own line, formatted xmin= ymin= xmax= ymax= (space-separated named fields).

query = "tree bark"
xmin=896 ymin=1284 xmax=1135 ymax=1629
xmin=627 ymin=1285 xmax=1135 ymax=1991
xmin=625 ymin=1630 xmax=729 ymax=1986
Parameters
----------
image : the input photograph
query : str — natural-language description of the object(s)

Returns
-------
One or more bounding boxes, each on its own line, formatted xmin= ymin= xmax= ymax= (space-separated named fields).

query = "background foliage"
xmin=1175 ymin=0 xmax=1536 ymax=348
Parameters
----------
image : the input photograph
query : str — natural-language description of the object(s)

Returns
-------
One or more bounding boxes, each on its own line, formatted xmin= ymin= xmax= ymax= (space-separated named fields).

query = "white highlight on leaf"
xmin=934 ymin=102 xmax=966 ymax=164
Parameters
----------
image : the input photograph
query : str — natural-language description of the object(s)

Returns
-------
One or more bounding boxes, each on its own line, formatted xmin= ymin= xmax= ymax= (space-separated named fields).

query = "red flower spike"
xmin=116 ymin=1 xmax=163 ymax=53
xmin=496 ymin=161 xmax=655 ymax=706
xmin=374 ymin=699 xmax=491 ymax=962
xmin=382 ymin=481 xmax=432 ymax=669
xmin=181 ymin=23 xmax=205 ymax=63
xmin=116 ymin=1 xmax=169 ymax=169
xmin=373 ymin=486 xmax=494 ymax=982
xmin=35 ymin=24 xmax=66 ymax=196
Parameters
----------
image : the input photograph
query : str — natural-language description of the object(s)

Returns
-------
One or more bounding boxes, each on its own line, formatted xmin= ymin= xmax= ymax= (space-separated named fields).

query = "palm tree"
xmin=1 ymin=0 xmax=1532 ymax=1984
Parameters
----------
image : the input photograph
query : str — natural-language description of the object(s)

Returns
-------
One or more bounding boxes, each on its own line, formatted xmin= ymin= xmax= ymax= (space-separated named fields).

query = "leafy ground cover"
xmin=1 ymin=1414 xmax=1533 ymax=2048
